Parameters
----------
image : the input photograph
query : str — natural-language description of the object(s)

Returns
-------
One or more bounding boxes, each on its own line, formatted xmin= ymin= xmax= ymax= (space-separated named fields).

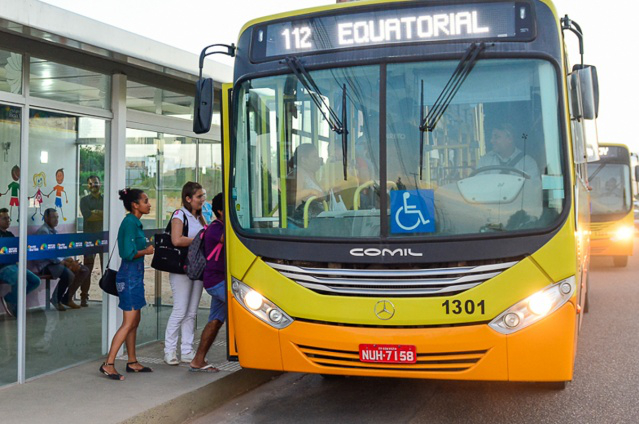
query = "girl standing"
xmin=164 ymin=182 xmax=206 ymax=365
xmin=100 ymin=188 xmax=155 ymax=380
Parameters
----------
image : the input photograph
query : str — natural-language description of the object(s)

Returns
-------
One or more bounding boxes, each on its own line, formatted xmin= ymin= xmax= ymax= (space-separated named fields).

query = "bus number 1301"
xmin=442 ymin=299 xmax=485 ymax=315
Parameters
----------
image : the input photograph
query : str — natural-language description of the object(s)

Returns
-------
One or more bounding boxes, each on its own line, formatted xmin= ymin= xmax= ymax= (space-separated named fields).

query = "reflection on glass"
xmin=198 ymin=141 xmax=223 ymax=212
xmin=25 ymin=110 xmax=107 ymax=380
xmin=0 ymin=49 xmax=22 ymax=94
xmin=126 ymin=80 xmax=195 ymax=120
xmin=386 ymin=59 xmax=564 ymax=237
xmin=588 ymin=163 xmax=631 ymax=216
xmin=233 ymin=66 xmax=381 ymax=238
xmin=29 ymin=58 xmax=111 ymax=109
xmin=0 ymin=104 xmax=21 ymax=387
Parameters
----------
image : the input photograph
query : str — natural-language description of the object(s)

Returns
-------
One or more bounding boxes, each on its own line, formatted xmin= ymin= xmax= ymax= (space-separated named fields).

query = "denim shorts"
xmin=116 ymin=260 xmax=146 ymax=311
xmin=206 ymin=281 xmax=226 ymax=323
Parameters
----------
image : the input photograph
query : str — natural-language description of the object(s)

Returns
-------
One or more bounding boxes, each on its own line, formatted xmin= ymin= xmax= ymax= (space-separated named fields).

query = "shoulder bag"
xmin=151 ymin=210 xmax=189 ymax=274
xmin=99 ymin=243 xmax=119 ymax=297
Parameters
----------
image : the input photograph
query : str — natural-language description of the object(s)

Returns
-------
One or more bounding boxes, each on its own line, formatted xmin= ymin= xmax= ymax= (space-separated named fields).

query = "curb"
xmin=120 ymin=369 xmax=282 ymax=424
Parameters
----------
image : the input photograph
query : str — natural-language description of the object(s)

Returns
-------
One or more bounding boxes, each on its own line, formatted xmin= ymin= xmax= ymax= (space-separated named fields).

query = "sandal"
xmin=126 ymin=361 xmax=153 ymax=373
xmin=189 ymin=363 xmax=219 ymax=373
xmin=99 ymin=362 xmax=124 ymax=380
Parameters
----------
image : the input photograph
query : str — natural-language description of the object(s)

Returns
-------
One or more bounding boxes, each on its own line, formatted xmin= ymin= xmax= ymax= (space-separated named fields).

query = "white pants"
xmin=164 ymin=273 xmax=203 ymax=355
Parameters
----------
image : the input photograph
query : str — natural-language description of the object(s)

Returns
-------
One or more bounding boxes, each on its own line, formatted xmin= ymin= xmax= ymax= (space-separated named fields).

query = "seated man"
xmin=0 ymin=208 xmax=40 ymax=317
xmin=30 ymin=208 xmax=89 ymax=311
xmin=603 ymin=177 xmax=623 ymax=198
xmin=477 ymin=123 xmax=540 ymax=179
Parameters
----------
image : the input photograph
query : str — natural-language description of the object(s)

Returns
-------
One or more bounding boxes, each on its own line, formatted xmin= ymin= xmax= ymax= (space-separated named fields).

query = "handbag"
xmin=151 ymin=210 xmax=189 ymax=274
xmin=99 ymin=243 xmax=119 ymax=297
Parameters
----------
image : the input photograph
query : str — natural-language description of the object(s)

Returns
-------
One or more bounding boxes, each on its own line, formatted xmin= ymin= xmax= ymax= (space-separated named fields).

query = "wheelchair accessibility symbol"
xmin=390 ymin=190 xmax=435 ymax=234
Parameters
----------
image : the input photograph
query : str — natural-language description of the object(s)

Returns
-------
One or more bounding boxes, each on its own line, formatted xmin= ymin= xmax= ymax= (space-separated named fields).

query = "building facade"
xmin=0 ymin=0 xmax=231 ymax=385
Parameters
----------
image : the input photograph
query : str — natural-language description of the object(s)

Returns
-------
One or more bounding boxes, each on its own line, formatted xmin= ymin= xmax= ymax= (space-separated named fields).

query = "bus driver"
xmin=477 ymin=123 xmax=539 ymax=179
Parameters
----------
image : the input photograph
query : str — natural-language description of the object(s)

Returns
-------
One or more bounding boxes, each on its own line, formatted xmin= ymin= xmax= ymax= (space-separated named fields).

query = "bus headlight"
xmin=612 ymin=226 xmax=634 ymax=241
xmin=231 ymin=278 xmax=293 ymax=329
xmin=488 ymin=276 xmax=575 ymax=335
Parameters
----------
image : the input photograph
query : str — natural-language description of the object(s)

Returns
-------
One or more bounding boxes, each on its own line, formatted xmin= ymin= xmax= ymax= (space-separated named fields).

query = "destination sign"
xmin=251 ymin=2 xmax=535 ymax=61
xmin=597 ymin=146 xmax=629 ymax=162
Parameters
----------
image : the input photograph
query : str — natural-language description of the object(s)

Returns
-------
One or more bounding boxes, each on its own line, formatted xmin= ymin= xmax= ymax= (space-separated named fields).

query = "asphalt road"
xmin=192 ymin=244 xmax=639 ymax=424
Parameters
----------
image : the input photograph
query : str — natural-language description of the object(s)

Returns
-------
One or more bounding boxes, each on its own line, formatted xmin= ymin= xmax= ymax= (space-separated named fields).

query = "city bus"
xmin=589 ymin=144 xmax=634 ymax=267
xmin=194 ymin=0 xmax=600 ymax=386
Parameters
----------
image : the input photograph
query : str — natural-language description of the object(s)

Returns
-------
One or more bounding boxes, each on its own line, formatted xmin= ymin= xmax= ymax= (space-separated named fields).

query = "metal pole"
xmin=16 ymin=53 xmax=31 ymax=384
xmin=107 ymin=74 xmax=127 ymax=354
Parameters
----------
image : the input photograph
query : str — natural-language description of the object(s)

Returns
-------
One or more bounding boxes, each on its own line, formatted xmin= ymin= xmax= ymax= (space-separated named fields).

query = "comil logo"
xmin=350 ymin=248 xmax=423 ymax=257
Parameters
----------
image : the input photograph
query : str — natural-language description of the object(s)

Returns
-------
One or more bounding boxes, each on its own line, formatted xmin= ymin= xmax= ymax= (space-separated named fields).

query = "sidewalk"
xmin=0 ymin=330 xmax=280 ymax=424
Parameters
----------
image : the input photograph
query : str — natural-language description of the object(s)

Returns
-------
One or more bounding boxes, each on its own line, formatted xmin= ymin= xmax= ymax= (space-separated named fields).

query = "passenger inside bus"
xmin=318 ymin=141 xmax=359 ymax=209
xmin=477 ymin=122 xmax=540 ymax=179
xmin=287 ymin=143 xmax=326 ymax=222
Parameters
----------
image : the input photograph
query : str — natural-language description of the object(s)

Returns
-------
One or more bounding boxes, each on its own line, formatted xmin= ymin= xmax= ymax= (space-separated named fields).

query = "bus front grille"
xmin=297 ymin=344 xmax=488 ymax=372
xmin=265 ymin=260 xmax=518 ymax=297
xmin=590 ymin=222 xmax=613 ymax=238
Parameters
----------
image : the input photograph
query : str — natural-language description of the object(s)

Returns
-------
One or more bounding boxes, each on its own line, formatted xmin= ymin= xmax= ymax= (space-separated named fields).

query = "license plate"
xmin=359 ymin=344 xmax=417 ymax=364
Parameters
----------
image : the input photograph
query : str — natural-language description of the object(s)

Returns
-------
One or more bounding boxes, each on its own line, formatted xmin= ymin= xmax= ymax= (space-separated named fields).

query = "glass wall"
xmin=126 ymin=80 xmax=194 ymax=120
xmin=125 ymin=129 xmax=222 ymax=341
xmin=29 ymin=58 xmax=111 ymax=110
xmin=125 ymin=129 xmax=200 ymax=342
xmin=0 ymin=44 xmax=220 ymax=386
xmin=0 ymin=104 xmax=22 ymax=386
xmin=25 ymin=110 xmax=108 ymax=379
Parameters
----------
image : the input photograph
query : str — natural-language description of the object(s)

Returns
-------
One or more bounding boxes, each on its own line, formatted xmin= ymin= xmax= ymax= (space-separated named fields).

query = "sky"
xmin=41 ymin=0 xmax=639 ymax=151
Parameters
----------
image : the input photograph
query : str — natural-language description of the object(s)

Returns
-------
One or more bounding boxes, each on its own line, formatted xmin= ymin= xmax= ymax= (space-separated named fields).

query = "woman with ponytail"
xmin=163 ymin=181 xmax=206 ymax=365
xmin=99 ymin=188 xmax=155 ymax=380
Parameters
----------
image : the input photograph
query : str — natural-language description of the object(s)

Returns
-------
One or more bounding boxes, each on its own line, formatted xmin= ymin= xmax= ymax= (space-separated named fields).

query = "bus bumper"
xmin=232 ymin=299 xmax=577 ymax=381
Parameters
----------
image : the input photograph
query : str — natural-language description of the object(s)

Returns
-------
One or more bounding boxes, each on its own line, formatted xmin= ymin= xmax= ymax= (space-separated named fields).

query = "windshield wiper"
xmin=340 ymin=83 xmax=348 ymax=180
xmin=588 ymin=163 xmax=606 ymax=181
xmin=283 ymin=56 xmax=349 ymax=180
xmin=284 ymin=57 xmax=346 ymax=134
xmin=418 ymin=42 xmax=489 ymax=180
xmin=419 ymin=79 xmax=426 ymax=180
xmin=419 ymin=42 xmax=489 ymax=133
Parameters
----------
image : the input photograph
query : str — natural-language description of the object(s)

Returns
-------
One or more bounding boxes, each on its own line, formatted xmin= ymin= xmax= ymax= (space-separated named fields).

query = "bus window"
xmin=386 ymin=59 xmax=563 ymax=236
xmin=233 ymin=66 xmax=381 ymax=237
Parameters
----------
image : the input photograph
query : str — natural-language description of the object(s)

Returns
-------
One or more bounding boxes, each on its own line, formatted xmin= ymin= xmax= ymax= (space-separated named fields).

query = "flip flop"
xmin=189 ymin=364 xmax=219 ymax=373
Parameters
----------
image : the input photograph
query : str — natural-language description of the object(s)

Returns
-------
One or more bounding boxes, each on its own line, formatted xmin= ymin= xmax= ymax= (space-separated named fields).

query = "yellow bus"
xmin=589 ymin=144 xmax=634 ymax=267
xmin=194 ymin=0 xmax=600 ymax=387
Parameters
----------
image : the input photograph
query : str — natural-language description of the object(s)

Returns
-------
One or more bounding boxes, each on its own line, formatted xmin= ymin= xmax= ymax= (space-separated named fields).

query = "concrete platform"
xmin=0 ymin=333 xmax=280 ymax=424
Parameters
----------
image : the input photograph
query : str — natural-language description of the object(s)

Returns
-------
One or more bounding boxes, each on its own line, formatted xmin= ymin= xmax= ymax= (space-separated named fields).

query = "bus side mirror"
xmin=568 ymin=72 xmax=583 ymax=121
xmin=572 ymin=65 xmax=599 ymax=120
xmin=194 ymin=78 xmax=214 ymax=134
xmin=635 ymin=165 xmax=639 ymax=182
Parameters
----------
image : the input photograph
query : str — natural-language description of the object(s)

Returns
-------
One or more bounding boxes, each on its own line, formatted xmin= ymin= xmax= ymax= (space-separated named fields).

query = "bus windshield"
xmin=232 ymin=59 xmax=565 ymax=239
xmin=588 ymin=162 xmax=632 ymax=217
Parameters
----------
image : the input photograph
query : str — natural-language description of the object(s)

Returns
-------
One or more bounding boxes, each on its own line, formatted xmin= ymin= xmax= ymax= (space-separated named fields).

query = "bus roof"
xmin=599 ymin=143 xmax=631 ymax=151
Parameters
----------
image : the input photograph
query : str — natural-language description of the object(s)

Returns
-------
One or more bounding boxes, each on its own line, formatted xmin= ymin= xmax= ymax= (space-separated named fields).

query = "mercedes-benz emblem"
xmin=374 ymin=300 xmax=395 ymax=320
